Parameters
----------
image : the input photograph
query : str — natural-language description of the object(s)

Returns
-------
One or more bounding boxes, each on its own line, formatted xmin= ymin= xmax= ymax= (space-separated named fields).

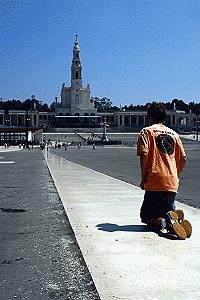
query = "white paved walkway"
xmin=0 ymin=146 xmax=22 ymax=152
xmin=44 ymin=151 xmax=200 ymax=300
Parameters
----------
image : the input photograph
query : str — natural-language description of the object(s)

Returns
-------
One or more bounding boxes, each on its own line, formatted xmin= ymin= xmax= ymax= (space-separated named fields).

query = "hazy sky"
xmin=1 ymin=0 xmax=200 ymax=106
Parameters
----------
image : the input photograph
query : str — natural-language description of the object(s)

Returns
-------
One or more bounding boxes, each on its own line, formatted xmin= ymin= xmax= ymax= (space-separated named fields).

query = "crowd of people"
xmin=39 ymin=139 xmax=96 ymax=151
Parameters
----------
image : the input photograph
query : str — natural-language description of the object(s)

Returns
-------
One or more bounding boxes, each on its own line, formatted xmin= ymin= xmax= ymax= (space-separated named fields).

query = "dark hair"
xmin=147 ymin=102 xmax=166 ymax=123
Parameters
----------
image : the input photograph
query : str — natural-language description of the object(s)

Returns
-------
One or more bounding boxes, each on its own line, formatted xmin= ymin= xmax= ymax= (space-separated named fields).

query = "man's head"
xmin=147 ymin=102 xmax=166 ymax=125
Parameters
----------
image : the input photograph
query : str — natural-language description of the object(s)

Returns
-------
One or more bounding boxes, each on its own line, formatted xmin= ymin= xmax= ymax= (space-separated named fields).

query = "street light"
xmin=196 ymin=112 xmax=199 ymax=142
xmin=25 ymin=112 xmax=31 ymax=148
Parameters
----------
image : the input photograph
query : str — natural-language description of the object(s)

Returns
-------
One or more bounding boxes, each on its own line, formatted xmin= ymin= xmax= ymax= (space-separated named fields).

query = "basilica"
xmin=55 ymin=35 xmax=99 ymax=127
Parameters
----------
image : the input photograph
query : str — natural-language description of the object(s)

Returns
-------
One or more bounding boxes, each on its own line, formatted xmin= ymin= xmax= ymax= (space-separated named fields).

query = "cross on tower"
xmin=75 ymin=34 xmax=78 ymax=41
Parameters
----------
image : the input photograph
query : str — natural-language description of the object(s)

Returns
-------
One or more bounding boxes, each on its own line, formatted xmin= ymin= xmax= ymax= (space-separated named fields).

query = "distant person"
xmin=92 ymin=143 xmax=95 ymax=150
xmin=137 ymin=102 xmax=192 ymax=240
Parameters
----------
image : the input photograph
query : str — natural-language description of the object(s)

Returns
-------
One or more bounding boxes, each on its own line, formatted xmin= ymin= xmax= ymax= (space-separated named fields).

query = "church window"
xmin=75 ymin=94 xmax=79 ymax=102
xmin=76 ymin=53 xmax=79 ymax=58
xmin=76 ymin=71 xmax=79 ymax=79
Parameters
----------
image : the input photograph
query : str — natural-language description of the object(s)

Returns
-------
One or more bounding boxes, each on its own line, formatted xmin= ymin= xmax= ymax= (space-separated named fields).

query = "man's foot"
xmin=175 ymin=209 xmax=192 ymax=238
xmin=166 ymin=211 xmax=187 ymax=240
xmin=146 ymin=217 xmax=166 ymax=230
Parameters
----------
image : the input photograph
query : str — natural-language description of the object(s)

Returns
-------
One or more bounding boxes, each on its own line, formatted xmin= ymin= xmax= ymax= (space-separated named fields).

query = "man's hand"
xmin=140 ymin=180 xmax=145 ymax=190
xmin=140 ymin=154 xmax=148 ymax=190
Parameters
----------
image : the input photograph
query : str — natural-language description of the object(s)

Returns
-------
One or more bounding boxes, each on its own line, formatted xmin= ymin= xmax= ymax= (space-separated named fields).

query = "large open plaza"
xmin=0 ymin=139 xmax=200 ymax=299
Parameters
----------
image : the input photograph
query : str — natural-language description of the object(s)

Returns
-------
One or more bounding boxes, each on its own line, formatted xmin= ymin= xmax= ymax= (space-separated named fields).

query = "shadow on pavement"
xmin=96 ymin=223 xmax=149 ymax=232
xmin=96 ymin=223 xmax=180 ymax=240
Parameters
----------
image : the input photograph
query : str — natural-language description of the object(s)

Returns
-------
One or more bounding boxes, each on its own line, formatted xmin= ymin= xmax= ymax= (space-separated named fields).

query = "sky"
xmin=1 ymin=0 xmax=200 ymax=107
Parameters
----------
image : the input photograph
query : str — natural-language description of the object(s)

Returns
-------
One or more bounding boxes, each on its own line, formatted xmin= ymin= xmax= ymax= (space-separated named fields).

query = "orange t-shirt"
xmin=137 ymin=124 xmax=186 ymax=192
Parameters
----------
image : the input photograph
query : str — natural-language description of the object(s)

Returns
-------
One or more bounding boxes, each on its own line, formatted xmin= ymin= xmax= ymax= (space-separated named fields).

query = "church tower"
xmin=57 ymin=35 xmax=97 ymax=118
xmin=71 ymin=34 xmax=82 ymax=88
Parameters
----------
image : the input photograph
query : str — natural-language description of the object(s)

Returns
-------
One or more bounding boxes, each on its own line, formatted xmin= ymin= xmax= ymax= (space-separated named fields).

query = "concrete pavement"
xmin=45 ymin=149 xmax=200 ymax=300
xmin=1 ymin=145 xmax=200 ymax=299
xmin=0 ymin=148 xmax=100 ymax=300
xmin=0 ymin=146 xmax=22 ymax=152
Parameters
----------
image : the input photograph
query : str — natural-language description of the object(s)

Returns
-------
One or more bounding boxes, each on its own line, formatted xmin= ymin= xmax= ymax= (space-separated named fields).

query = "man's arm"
xmin=178 ymin=156 xmax=187 ymax=178
xmin=176 ymin=136 xmax=187 ymax=178
xmin=140 ymin=153 xmax=148 ymax=189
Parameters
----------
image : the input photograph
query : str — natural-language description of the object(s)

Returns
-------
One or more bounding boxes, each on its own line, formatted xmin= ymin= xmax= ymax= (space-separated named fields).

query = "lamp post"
xmin=196 ymin=111 xmax=199 ymax=142
xmin=25 ymin=111 xmax=31 ymax=148
xmin=3 ymin=116 xmax=10 ymax=145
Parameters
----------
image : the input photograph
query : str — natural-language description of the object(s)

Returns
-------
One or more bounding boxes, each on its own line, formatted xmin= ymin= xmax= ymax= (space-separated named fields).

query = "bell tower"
xmin=58 ymin=35 xmax=97 ymax=118
xmin=71 ymin=34 xmax=82 ymax=88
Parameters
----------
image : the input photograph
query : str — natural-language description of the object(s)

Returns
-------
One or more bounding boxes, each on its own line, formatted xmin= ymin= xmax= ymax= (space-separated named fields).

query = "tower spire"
xmin=71 ymin=35 xmax=82 ymax=88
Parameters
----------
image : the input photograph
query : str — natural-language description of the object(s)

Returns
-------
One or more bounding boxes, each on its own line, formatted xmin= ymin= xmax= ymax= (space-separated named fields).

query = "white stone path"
xmin=44 ymin=151 xmax=200 ymax=300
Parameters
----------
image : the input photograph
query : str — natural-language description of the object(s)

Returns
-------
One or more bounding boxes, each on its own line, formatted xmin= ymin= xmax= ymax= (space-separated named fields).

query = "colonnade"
xmin=112 ymin=112 xmax=195 ymax=128
xmin=0 ymin=110 xmax=197 ymax=130
xmin=0 ymin=111 xmax=38 ymax=127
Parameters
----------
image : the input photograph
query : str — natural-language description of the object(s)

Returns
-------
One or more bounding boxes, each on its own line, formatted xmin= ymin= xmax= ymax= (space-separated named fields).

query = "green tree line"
xmin=0 ymin=96 xmax=55 ymax=112
xmin=93 ymin=97 xmax=200 ymax=114
xmin=1 ymin=96 xmax=200 ymax=114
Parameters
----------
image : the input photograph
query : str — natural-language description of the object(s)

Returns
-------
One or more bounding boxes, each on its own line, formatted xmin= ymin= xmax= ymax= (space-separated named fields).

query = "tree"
xmin=91 ymin=97 xmax=112 ymax=112
xmin=49 ymin=101 xmax=56 ymax=112
xmin=171 ymin=99 xmax=189 ymax=112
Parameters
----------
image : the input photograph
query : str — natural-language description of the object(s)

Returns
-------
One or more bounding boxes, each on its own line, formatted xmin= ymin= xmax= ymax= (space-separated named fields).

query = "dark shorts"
xmin=140 ymin=191 xmax=176 ymax=223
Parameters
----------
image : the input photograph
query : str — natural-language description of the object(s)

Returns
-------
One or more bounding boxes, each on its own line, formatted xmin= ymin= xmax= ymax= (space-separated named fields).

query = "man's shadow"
xmin=96 ymin=223 xmax=149 ymax=232
xmin=96 ymin=223 xmax=179 ymax=239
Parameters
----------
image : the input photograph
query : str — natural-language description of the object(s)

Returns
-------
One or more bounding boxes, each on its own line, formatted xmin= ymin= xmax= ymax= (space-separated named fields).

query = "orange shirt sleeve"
xmin=137 ymin=129 xmax=149 ymax=156
xmin=176 ymin=136 xmax=186 ymax=158
xmin=175 ymin=135 xmax=187 ymax=175
xmin=175 ymin=135 xmax=186 ymax=161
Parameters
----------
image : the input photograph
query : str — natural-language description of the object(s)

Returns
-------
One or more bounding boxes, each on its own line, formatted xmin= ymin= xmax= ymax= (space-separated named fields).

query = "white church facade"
xmin=55 ymin=35 xmax=99 ymax=127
